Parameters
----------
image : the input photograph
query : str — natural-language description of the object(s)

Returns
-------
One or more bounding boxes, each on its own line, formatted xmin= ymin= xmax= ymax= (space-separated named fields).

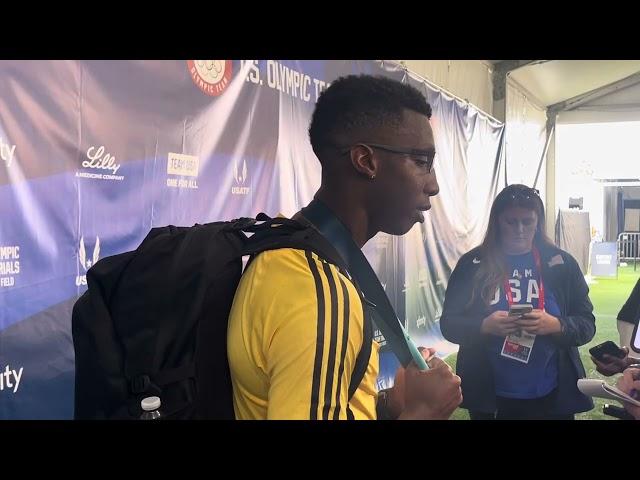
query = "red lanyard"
xmin=503 ymin=247 xmax=545 ymax=311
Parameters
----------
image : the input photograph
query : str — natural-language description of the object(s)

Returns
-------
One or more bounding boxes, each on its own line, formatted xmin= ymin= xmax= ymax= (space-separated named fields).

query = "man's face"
xmin=368 ymin=109 xmax=439 ymax=236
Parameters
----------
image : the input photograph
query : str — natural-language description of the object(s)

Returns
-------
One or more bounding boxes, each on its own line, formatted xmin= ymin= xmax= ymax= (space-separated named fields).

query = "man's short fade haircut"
xmin=308 ymin=74 xmax=432 ymax=162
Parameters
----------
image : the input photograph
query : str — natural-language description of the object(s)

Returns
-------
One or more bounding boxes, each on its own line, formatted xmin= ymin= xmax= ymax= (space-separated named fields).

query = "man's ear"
xmin=349 ymin=144 xmax=377 ymax=179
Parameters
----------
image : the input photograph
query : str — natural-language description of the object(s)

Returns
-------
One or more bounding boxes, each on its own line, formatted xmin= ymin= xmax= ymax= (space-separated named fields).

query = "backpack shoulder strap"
xmin=300 ymin=201 xmax=416 ymax=368
xmin=240 ymin=216 xmax=372 ymax=407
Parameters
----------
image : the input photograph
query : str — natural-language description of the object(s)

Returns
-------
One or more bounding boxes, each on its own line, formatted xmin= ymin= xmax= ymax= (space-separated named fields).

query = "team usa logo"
xmin=187 ymin=61 xmax=233 ymax=97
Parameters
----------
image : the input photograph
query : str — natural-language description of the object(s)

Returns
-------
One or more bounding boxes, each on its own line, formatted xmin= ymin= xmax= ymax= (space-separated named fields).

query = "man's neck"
xmin=314 ymin=188 xmax=372 ymax=248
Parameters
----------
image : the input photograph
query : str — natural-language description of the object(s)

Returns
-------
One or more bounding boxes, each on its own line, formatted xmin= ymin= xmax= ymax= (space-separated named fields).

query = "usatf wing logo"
xmin=76 ymin=237 xmax=100 ymax=286
xmin=231 ymin=159 xmax=250 ymax=195
xmin=79 ymin=236 xmax=100 ymax=271
xmin=187 ymin=60 xmax=233 ymax=97
xmin=233 ymin=158 xmax=247 ymax=185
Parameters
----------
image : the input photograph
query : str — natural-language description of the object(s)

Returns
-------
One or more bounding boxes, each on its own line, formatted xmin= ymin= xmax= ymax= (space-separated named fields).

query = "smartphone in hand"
xmin=508 ymin=304 xmax=533 ymax=317
xmin=589 ymin=340 xmax=627 ymax=362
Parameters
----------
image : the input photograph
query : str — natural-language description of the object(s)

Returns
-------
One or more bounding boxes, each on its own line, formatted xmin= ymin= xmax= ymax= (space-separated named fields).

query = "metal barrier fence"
xmin=618 ymin=232 xmax=640 ymax=270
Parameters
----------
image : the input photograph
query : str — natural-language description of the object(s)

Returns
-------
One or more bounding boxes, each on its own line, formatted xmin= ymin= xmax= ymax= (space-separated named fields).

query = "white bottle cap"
xmin=141 ymin=396 xmax=161 ymax=411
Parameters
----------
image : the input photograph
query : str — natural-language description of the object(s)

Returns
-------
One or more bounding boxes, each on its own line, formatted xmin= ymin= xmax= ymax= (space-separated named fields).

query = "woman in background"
xmin=440 ymin=184 xmax=595 ymax=419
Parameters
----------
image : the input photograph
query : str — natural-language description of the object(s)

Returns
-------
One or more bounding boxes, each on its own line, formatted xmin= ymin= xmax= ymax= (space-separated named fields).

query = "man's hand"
xmin=616 ymin=367 xmax=640 ymax=420
xmin=393 ymin=347 xmax=462 ymax=420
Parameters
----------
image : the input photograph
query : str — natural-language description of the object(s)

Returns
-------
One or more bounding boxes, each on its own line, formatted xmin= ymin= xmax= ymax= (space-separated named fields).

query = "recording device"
xmin=603 ymin=404 xmax=635 ymax=420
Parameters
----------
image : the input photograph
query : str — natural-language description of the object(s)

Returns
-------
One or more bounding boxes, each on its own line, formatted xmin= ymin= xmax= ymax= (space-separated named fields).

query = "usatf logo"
xmin=231 ymin=159 xmax=250 ymax=195
xmin=0 ymin=137 xmax=16 ymax=168
xmin=76 ymin=237 xmax=100 ymax=286
xmin=187 ymin=60 xmax=233 ymax=97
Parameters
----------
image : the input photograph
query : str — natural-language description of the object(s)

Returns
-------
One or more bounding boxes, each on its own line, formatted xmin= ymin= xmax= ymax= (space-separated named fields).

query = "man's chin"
xmin=383 ymin=220 xmax=417 ymax=236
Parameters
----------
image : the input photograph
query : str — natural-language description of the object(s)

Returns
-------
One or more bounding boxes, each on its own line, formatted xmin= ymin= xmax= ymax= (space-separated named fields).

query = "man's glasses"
xmin=339 ymin=143 xmax=435 ymax=173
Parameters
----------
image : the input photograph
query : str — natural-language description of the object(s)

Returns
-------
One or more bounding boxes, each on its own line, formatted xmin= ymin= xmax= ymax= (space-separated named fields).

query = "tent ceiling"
xmin=490 ymin=60 xmax=640 ymax=109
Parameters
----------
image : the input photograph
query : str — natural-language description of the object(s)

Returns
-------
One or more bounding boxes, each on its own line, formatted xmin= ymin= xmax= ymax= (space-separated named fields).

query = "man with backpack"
xmin=227 ymin=74 xmax=462 ymax=420
xmin=72 ymin=74 xmax=462 ymax=421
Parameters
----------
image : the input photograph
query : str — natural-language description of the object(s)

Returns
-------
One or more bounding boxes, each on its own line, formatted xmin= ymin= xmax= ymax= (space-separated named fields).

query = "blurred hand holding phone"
xmin=508 ymin=303 xmax=532 ymax=336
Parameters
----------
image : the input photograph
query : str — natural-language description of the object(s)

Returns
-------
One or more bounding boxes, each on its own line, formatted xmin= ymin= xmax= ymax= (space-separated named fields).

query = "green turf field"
xmin=443 ymin=265 xmax=639 ymax=420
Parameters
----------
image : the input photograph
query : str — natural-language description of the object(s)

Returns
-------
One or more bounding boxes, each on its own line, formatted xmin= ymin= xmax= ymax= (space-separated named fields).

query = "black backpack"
xmin=71 ymin=214 xmax=372 ymax=420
